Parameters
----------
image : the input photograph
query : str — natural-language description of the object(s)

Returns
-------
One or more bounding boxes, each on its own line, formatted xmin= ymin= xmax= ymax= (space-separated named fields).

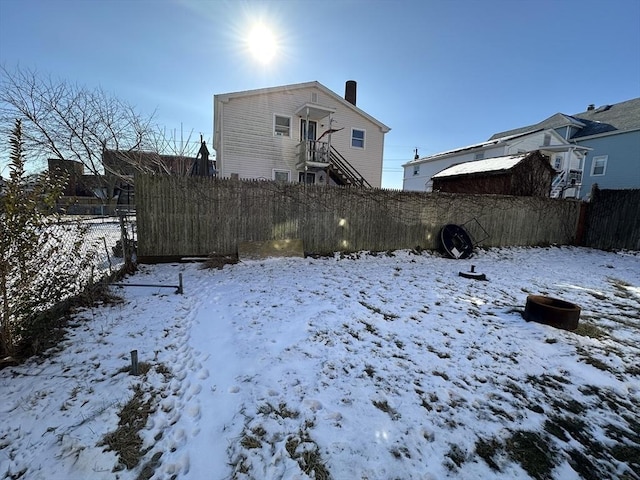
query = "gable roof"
xmin=403 ymin=128 xmax=566 ymax=167
xmin=214 ymin=81 xmax=390 ymax=133
xmin=490 ymin=97 xmax=640 ymax=140
xmin=403 ymin=132 xmax=530 ymax=167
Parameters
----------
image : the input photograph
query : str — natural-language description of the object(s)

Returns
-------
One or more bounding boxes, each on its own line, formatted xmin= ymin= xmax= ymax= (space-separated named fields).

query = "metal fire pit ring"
xmin=524 ymin=295 xmax=581 ymax=331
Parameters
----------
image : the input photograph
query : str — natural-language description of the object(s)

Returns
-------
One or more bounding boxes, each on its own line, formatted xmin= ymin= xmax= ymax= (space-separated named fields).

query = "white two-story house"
xmin=213 ymin=81 xmax=390 ymax=187
xmin=404 ymin=129 xmax=590 ymax=198
xmin=404 ymin=98 xmax=640 ymax=199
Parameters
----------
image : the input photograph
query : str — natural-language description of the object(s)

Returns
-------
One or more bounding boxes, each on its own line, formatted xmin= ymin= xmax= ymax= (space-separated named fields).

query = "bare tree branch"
xmin=0 ymin=65 xmax=162 ymax=201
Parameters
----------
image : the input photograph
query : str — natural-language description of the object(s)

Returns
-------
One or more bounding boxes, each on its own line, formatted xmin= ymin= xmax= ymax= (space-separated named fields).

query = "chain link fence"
xmin=55 ymin=210 xmax=137 ymax=288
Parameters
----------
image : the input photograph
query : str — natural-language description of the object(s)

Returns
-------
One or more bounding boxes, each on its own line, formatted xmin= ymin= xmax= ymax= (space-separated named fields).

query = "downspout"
xmin=218 ymin=99 xmax=224 ymax=178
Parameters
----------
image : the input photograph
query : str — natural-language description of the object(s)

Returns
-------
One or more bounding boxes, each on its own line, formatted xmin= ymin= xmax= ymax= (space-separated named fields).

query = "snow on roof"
xmin=403 ymin=131 xmax=534 ymax=167
xmin=432 ymin=153 xmax=526 ymax=178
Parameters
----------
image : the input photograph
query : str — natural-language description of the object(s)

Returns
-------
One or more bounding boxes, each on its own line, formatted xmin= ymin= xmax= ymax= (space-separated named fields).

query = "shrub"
xmin=0 ymin=119 xmax=94 ymax=357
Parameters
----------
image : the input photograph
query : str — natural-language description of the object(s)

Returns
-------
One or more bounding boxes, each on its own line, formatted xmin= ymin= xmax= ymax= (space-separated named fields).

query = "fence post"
xmin=130 ymin=350 xmax=139 ymax=376
xmin=118 ymin=210 xmax=135 ymax=270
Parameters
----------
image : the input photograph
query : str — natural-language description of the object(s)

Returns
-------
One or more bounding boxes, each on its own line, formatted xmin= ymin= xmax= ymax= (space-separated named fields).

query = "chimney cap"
xmin=587 ymin=104 xmax=595 ymax=111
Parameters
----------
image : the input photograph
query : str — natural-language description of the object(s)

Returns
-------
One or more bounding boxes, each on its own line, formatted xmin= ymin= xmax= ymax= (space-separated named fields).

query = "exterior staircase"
xmin=551 ymin=169 xmax=583 ymax=199
xmin=328 ymin=147 xmax=371 ymax=187
xmin=296 ymin=140 xmax=372 ymax=187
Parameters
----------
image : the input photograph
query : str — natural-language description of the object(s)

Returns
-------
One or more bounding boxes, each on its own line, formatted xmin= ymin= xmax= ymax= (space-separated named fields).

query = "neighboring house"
xmin=102 ymin=149 xmax=215 ymax=206
xmin=213 ymin=81 xmax=391 ymax=188
xmin=404 ymin=98 xmax=640 ymax=199
xmin=404 ymin=130 xmax=589 ymax=198
xmin=491 ymin=98 xmax=640 ymax=199
xmin=432 ymin=151 xmax=556 ymax=197
xmin=48 ymin=158 xmax=95 ymax=197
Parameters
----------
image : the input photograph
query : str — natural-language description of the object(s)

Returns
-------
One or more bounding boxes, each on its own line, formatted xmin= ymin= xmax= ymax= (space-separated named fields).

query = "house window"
xmin=274 ymin=115 xmax=291 ymax=137
xmin=543 ymin=133 xmax=551 ymax=146
xmin=273 ymin=169 xmax=290 ymax=182
xmin=413 ymin=165 xmax=420 ymax=176
xmin=351 ymin=129 xmax=365 ymax=149
xmin=590 ymin=155 xmax=608 ymax=176
xmin=474 ymin=152 xmax=484 ymax=161
xmin=311 ymin=92 xmax=318 ymax=103
xmin=299 ymin=172 xmax=315 ymax=184
xmin=554 ymin=156 xmax=563 ymax=170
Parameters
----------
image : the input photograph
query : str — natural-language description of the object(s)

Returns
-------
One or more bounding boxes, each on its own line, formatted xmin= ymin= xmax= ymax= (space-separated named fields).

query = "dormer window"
xmin=543 ymin=133 xmax=551 ymax=146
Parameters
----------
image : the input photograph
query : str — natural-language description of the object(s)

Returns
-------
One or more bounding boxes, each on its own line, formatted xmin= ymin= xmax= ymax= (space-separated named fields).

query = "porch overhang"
xmin=539 ymin=144 xmax=592 ymax=153
xmin=295 ymin=103 xmax=336 ymax=121
xmin=296 ymin=160 xmax=330 ymax=170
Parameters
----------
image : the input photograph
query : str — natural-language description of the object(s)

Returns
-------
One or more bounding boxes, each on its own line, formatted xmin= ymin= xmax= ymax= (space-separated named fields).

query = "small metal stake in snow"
xmin=130 ymin=350 xmax=139 ymax=376
xmin=459 ymin=265 xmax=487 ymax=281
xmin=177 ymin=273 xmax=183 ymax=294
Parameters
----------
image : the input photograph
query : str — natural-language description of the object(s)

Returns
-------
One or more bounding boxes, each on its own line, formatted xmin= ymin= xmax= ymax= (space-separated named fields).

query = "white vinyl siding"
xmin=215 ymin=83 xmax=388 ymax=187
xmin=591 ymin=155 xmax=607 ymax=176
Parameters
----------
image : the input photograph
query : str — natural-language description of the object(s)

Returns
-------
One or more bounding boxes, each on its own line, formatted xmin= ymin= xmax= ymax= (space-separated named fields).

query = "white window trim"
xmin=554 ymin=156 xmax=563 ymax=170
xmin=272 ymin=169 xmax=291 ymax=182
xmin=590 ymin=155 xmax=608 ymax=176
xmin=351 ymin=128 xmax=366 ymax=149
xmin=273 ymin=114 xmax=291 ymax=137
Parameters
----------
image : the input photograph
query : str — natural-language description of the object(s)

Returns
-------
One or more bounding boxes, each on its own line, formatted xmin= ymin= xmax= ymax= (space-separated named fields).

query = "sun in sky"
xmin=247 ymin=23 xmax=278 ymax=64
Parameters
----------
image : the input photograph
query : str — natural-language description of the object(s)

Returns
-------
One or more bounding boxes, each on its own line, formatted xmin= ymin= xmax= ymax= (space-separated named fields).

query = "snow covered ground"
xmin=1 ymin=246 xmax=639 ymax=480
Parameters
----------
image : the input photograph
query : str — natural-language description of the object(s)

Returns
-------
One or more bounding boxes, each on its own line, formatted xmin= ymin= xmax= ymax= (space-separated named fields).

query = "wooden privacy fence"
xmin=136 ymin=175 xmax=581 ymax=260
xmin=584 ymin=188 xmax=640 ymax=251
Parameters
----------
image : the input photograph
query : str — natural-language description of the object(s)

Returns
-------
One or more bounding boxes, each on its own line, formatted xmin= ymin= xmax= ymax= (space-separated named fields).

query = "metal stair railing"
xmin=329 ymin=146 xmax=372 ymax=188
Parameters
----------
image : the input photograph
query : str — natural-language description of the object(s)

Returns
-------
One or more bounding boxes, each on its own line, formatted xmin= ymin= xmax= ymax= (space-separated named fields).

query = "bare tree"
xmin=0 ymin=65 xmax=159 ymax=201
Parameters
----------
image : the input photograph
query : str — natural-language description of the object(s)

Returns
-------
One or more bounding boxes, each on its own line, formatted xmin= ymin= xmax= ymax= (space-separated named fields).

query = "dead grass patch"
xmin=99 ymin=384 xmax=155 ymax=470
xmin=200 ymin=254 xmax=238 ymax=270
xmin=285 ymin=434 xmax=331 ymax=480
xmin=573 ymin=321 xmax=607 ymax=339
xmin=475 ymin=437 xmax=502 ymax=471
xmin=372 ymin=399 xmax=400 ymax=420
xmin=505 ymin=430 xmax=556 ymax=480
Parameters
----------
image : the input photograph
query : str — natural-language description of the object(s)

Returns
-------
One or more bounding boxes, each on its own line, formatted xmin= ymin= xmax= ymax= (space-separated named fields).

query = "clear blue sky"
xmin=1 ymin=0 xmax=639 ymax=188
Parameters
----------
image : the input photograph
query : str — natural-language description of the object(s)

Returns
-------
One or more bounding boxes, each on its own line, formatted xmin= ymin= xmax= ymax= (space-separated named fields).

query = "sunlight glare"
xmin=247 ymin=24 xmax=277 ymax=64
